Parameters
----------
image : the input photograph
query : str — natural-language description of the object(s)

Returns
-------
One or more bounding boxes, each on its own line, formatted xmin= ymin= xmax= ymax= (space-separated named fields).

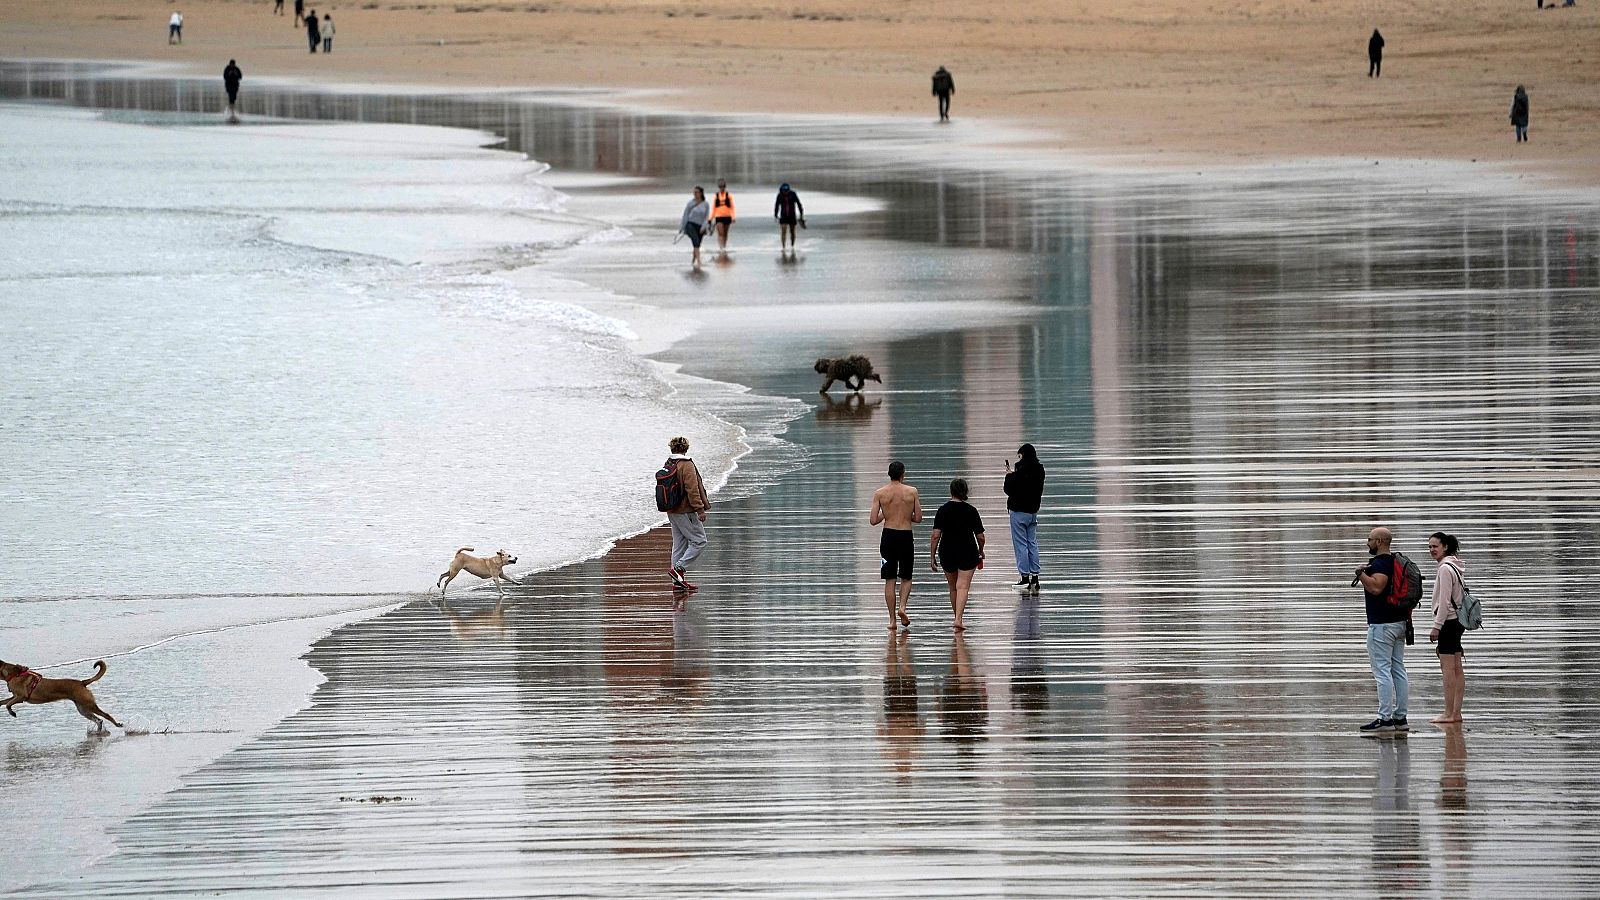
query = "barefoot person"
xmin=711 ymin=179 xmax=735 ymax=252
xmin=1427 ymin=531 xmax=1467 ymax=724
xmin=930 ymin=478 xmax=984 ymax=631
xmin=774 ymin=182 xmax=804 ymax=252
xmin=662 ymin=436 xmax=709 ymax=591
xmin=870 ymin=461 xmax=923 ymax=631
xmin=679 ymin=186 xmax=711 ymax=269
xmin=222 ymin=59 xmax=243 ymax=122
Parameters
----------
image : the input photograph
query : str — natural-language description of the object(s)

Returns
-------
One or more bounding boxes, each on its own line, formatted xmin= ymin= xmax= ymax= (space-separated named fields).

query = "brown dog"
xmin=1 ymin=659 xmax=122 ymax=732
xmin=814 ymin=355 xmax=883 ymax=393
xmin=436 ymin=546 xmax=518 ymax=598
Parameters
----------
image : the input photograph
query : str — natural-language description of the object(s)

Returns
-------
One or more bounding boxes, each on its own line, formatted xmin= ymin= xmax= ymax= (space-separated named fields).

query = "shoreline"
xmin=3 ymin=0 xmax=1598 ymax=185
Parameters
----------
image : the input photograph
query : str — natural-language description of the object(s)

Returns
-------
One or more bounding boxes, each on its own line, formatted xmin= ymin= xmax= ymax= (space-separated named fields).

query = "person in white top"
xmin=169 ymin=11 xmax=184 ymax=44
xmin=1426 ymin=531 xmax=1466 ymax=724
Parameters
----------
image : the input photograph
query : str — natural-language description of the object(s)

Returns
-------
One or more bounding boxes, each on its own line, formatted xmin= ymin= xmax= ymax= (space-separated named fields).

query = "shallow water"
xmin=3 ymin=60 xmax=1600 ymax=896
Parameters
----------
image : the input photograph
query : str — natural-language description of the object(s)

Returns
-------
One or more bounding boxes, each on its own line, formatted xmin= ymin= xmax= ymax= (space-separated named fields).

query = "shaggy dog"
xmin=814 ymin=355 xmax=883 ymax=393
xmin=1 ymin=659 xmax=122 ymax=732
xmin=436 ymin=547 xmax=518 ymax=598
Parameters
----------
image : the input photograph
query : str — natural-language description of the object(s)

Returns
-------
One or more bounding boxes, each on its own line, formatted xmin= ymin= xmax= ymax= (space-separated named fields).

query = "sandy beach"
xmin=4 ymin=0 xmax=1598 ymax=182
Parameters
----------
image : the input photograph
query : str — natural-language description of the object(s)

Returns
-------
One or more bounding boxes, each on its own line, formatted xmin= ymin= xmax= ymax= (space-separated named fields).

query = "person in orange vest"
xmin=710 ymin=179 xmax=736 ymax=252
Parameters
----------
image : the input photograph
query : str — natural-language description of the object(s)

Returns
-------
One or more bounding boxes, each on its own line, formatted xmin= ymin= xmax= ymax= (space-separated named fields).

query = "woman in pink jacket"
xmin=1427 ymin=531 xmax=1466 ymax=724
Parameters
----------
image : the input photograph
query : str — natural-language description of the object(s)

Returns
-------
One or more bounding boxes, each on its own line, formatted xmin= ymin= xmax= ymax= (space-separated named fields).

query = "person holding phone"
xmin=1003 ymin=443 xmax=1045 ymax=591
xmin=930 ymin=478 xmax=984 ymax=632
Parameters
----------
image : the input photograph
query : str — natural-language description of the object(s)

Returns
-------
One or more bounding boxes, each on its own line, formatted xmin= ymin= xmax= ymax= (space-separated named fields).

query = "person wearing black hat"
xmin=1003 ymin=443 xmax=1045 ymax=591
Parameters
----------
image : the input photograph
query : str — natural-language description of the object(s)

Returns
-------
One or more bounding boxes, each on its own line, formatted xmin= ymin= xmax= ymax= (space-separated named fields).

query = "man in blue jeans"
xmin=1355 ymin=526 xmax=1409 ymax=732
xmin=1003 ymin=443 xmax=1045 ymax=591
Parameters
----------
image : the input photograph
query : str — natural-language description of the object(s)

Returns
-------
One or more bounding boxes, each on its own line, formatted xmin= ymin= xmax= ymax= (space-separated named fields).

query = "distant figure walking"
xmin=774 ymin=182 xmax=804 ymax=251
xmin=1003 ymin=443 xmax=1045 ymax=591
xmin=932 ymin=66 xmax=955 ymax=121
xmin=711 ymin=179 xmax=735 ymax=251
xmin=321 ymin=14 xmax=334 ymax=52
xmin=930 ymin=478 xmax=985 ymax=632
xmin=223 ymin=59 xmax=243 ymax=122
xmin=679 ymin=186 xmax=711 ymax=269
xmin=306 ymin=10 xmax=321 ymax=52
xmin=169 ymin=11 xmax=184 ymax=44
xmin=1510 ymin=85 xmax=1529 ymax=142
xmin=870 ymin=461 xmax=924 ymax=631
xmin=1427 ymin=532 xmax=1467 ymax=724
xmin=294 ymin=0 xmax=304 ymax=26
xmin=659 ymin=436 xmax=710 ymax=592
xmin=1367 ymin=29 xmax=1384 ymax=77
xmin=274 ymin=0 xmax=284 ymax=14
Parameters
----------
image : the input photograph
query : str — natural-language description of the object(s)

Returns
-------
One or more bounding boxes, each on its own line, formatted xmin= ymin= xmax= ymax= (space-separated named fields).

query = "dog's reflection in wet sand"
xmin=815 ymin=392 xmax=882 ymax=424
xmin=433 ymin=596 xmax=509 ymax=643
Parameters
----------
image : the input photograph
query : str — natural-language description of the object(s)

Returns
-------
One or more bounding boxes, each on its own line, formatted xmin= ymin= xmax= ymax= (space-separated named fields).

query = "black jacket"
xmin=1510 ymin=91 xmax=1529 ymax=127
xmin=223 ymin=64 xmax=242 ymax=89
xmin=1368 ymin=31 xmax=1384 ymax=59
xmin=1004 ymin=459 xmax=1045 ymax=514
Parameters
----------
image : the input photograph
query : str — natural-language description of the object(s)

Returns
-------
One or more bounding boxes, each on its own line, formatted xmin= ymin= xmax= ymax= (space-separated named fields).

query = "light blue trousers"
xmin=1366 ymin=621 xmax=1409 ymax=720
xmin=1009 ymin=511 xmax=1039 ymax=576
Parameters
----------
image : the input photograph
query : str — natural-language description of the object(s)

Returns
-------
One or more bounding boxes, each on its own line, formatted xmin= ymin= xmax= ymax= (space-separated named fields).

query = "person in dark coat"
xmin=1368 ymin=29 xmax=1385 ymax=77
xmin=294 ymin=0 xmax=304 ymax=26
xmin=306 ymin=9 xmax=320 ymax=52
xmin=1510 ymin=86 xmax=1529 ymax=142
xmin=1003 ymin=443 xmax=1046 ymax=591
xmin=932 ymin=66 xmax=955 ymax=121
xmin=223 ymin=59 xmax=243 ymax=121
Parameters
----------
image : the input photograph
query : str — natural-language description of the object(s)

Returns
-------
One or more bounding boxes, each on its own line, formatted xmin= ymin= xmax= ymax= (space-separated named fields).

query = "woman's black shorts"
xmin=1437 ymin=618 xmax=1465 ymax=655
xmin=684 ymin=224 xmax=705 ymax=248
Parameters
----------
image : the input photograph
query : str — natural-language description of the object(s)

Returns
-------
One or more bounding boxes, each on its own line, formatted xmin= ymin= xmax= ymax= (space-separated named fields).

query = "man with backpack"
xmin=656 ymin=436 xmax=710 ymax=591
xmin=1354 ymin=526 xmax=1415 ymax=732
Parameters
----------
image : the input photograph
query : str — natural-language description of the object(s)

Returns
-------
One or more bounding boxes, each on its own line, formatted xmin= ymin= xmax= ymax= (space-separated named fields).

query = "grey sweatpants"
xmin=668 ymin=512 xmax=708 ymax=571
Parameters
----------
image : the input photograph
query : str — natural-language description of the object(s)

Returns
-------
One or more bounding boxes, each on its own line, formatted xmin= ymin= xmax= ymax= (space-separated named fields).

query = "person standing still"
xmin=1367 ymin=29 xmax=1384 ymax=77
xmin=1355 ymin=527 xmax=1409 ymax=732
xmin=774 ymin=183 xmax=804 ymax=252
xmin=321 ymin=14 xmax=335 ymax=52
xmin=1510 ymin=86 xmax=1529 ymax=142
xmin=1427 ymin=532 xmax=1467 ymax=724
xmin=930 ymin=478 xmax=984 ymax=632
xmin=663 ymin=436 xmax=710 ymax=591
xmin=306 ymin=10 xmax=321 ymax=52
xmin=932 ymin=66 xmax=954 ymax=121
xmin=1003 ymin=443 xmax=1045 ymax=591
xmin=223 ymin=59 xmax=243 ymax=122
xmin=870 ymin=461 xmax=924 ymax=631
xmin=711 ymin=179 xmax=735 ymax=252
xmin=169 ymin=11 xmax=184 ymax=44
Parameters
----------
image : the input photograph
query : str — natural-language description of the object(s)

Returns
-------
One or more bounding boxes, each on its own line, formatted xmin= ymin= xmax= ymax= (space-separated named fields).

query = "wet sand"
xmin=7 ymin=71 xmax=1600 ymax=894
xmin=3 ymin=0 xmax=1599 ymax=183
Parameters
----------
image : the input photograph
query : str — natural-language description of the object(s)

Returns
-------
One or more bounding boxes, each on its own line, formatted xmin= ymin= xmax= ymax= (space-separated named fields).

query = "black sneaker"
xmin=1029 ymin=574 xmax=1040 ymax=590
xmin=1015 ymin=577 xmax=1031 ymax=586
xmin=1359 ymin=718 xmax=1393 ymax=732
xmin=1388 ymin=717 xmax=1409 ymax=731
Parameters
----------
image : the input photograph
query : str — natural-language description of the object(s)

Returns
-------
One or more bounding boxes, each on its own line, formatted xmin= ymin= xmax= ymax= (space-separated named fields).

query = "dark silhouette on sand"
xmin=1368 ymin=29 xmax=1385 ymax=77
xmin=932 ymin=66 xmax=955 ymax=121
xmin=223 ymin=59 xmax=242 ymax=122
xmin=1510 ymin=86 xmax=1529 ymax=142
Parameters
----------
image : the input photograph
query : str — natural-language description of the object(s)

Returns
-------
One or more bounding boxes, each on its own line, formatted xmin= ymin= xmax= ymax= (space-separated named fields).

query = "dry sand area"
xmin=4 ymin=0 xmax=1598 ymax=180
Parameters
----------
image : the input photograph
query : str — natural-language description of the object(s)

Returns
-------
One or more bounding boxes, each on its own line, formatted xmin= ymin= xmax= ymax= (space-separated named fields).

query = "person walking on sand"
xmin=321 ymin=13 xmax=335 ymax=52
xmin=306 ymin=9 xmax=321 ymax=52
xmin=660 ymin=437 xmax=710 ymax=591
xmin=932 ymin=65 xmax=955 ymax=121
xmin=169 ymin=10 xmax=184 ymax=44
xmin=275 ymin=0 xmax=284 ymax=16
xmin=1003 ymin=443 xmax=1045 ymax=591
xmin=1510 ymin=85 xmax=1530 ymax=142
xmin=679 ymin=186 xmax=711 ymax=269
xmin=871 ymin=461 xmax=924 ymax=631
xmin=1355 ymin=527 xmax=1409 ymax=733
xmin=1367 ymin=29 xmax=1385 ymax=77
xmin=294 ymin=0 xmax=304 ymax=26
xmin=711 ymin=179 xmax=736 ymax=252
xmin=223 ymin=59 xmax=243 ymax=122
xmin=774 ymin=182 xmax=804 ymax=252
xmin=930 ymin=478 xmax=984 ymax=632
xmin=1427 ymin=532 xmax=1468 ymax=724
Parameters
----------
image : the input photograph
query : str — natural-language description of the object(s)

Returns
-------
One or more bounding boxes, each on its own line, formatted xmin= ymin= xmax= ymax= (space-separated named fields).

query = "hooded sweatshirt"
xmin=1003 ymin=451 xmax=1046 ymax=514
xmin=666 ymin=453 xmax=710 ymax=515
xmin=1431 ymin=555 xmax=1464 ymax=630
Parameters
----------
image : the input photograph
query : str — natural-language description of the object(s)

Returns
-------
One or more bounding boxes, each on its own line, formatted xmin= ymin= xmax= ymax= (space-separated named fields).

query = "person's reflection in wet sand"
xmin=1009 ymin=594 xmax=1049 ymax=731
xmin=938 ymin=634 xmax=988 ymax=762
xmin=714 ymin=250 xmax=734 ymax=268
xmin=777 ymin=249 xmax=804 ymax=272
xmin=1439 ymin=724 xmax=1468 ymax=811
xmin=1437 ymin=724 xmax=1472 ymax=890
xmin=876 ymin=631 xmax=923 ymax=777
xmin=815 ymin=393 xmax=882 ymax=425
xmin=663 ymin=605 xmax=710 ymax=700
xmin=1370 ymin=738 xmax=1425 ymax=889
xmin=432 ymin=596 xmax=508 ymax=643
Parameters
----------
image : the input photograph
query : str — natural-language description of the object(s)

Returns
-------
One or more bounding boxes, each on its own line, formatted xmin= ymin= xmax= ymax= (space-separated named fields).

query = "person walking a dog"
xmin=774 ymin=183 xmax=804 ymax=252
xmin=662 ymin=436 xmax=710 ymax=591
xmin=1003 ymin=443 xmax=1045 ymax=591
xmin=870 ymin=460 xmax=923 ymax=631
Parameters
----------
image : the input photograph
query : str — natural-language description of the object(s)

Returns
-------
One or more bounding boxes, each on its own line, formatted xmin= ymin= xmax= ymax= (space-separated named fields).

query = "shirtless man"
xmin=870 ymin=461 xmax=923 ymax=630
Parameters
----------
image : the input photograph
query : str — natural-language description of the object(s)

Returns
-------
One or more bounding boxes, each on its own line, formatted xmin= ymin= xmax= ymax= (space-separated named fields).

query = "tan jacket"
xmin=668 ymin=454 xmax=710 ymax=514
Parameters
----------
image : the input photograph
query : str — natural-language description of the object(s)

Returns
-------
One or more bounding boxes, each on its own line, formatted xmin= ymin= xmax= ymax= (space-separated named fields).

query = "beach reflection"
xmin=876 ymin=631 xmax=923 ymax=777
xmin=937 ymin=635 xmax=988 ymax=761
xmin=1370 ymin=739 xmax=1425 ymax=890
xmin=815 ymin=392 xmax=881 ymax=425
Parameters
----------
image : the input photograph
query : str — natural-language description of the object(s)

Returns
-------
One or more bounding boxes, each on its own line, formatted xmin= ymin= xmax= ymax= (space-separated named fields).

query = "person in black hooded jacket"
xmin=1368 ymin=29 xmax=1385 ymax=78
xmin=1003 ymin=443 xmax=1045 ymax=590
